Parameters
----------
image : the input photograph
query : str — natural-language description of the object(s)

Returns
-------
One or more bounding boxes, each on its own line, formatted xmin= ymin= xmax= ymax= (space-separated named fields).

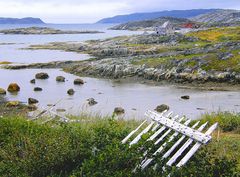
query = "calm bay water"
xmin=0 ymin=23 xmax=239 ymax=119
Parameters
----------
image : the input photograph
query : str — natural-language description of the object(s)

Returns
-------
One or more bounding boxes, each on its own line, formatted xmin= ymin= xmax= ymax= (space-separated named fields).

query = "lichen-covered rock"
xmin=181 ymin=95 xmax=190 ymax=100
xmin=67 ymin=89 xmax=75 ymax=95
xmin=30 ymin=79 xmax=36 ymax=84
xmin=87 ymin=98 xmax=98 ymax=106
xmin=34 ymin=87 xmax=42 ymax=91
xmin=7 ymin=83 xmax=20 ymax=92
xmin=6 ymin=101 xmax=20 ymax=107
xmin=56 ymin=76 xmax=65 ymax=82
xmin=35 ymin=72 xmax=49 ymax=79
xmin=114 ymin=107 xmax=125 ymax=114
xmin=28 ymin=98 xmax=39 ymax=104
xmin=0 ymin=88 xmax=6 ymax=95
xmin=155 ymin=104 xmax=169 ymax=113
xmin=74 ymin=78 xmax=84 ymax=85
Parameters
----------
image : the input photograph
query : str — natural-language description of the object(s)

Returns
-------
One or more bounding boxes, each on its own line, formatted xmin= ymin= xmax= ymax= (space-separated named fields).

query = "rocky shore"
xmin=4 ymin=26 xmax=240 ymax=88
xmin=0 ymin=27 xmax=103 ymax=35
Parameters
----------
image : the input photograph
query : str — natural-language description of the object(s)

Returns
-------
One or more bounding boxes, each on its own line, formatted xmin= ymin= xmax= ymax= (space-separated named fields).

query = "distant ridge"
xmin=0 ymin=17 xmax=45 ymax=24
xmin=97 ymin=9 xmax=218 ymax=23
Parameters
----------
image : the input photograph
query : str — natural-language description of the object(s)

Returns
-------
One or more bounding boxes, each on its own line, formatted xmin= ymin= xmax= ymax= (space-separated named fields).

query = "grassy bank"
xmin=0 ymin=112 xmax=239 ymax=177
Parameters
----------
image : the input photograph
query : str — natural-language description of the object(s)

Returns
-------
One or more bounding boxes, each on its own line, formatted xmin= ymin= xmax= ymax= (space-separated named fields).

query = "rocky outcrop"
xmin=74 ymin=78 xmax=84 ymax=85
xmin=7 ymin=83 xmax=20 ymax=92
xmin=34 ymin=87 xmax=42 ymax=91
xmin=67 ymin=89 xmax=75 ymax=95
xmin=28 ymin=98 xmax=39 ymax=104
xmin=30 ymin=79 xmax=36 ymax=84
xmin=0 ymin=88 xmax=6 ymax=95
xmin=35 ymin=72 xmax=49 ymax=79
xmin=181 ymin=95 xmax=190 ymax=100
xmin=56 ymin=76 xmax=65 ymax=82
xmin=87 ymin=98 xmax=98 ymax=106
xmin=155 ymin=104 xmax=170 ymax=113
xmin=114 ymin=107 xmax=125 ymax=114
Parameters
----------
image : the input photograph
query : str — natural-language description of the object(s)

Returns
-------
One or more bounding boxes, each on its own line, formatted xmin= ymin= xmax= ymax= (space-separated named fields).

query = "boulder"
xmin=67 ymin=89 xmax=75 ymax=95
xmin=6 ymin=101 xmax=20 ymax=107
xmin=35 ymin=72 xmax=49 ymax=79
xmin=28 ymin=98 xmax=39 ymax=104
xmin=34 ymin=87 xmax=42 ymax=91
xmin=0 ymin=88 xmax=6 ymax=95
xmin=56 ymin=109 xmax=66 ymax=112
xmin=155 ymin=104 xmax=169 ymax=113
xmin=7 ymin=83 xmax=20 ymax=92
xmin=28 ymin=104 xmax=37 ymax=111
xmin=114 ymin=107 xmax=125 ymax=115
xmin=181 ymin=95 xmax=190 ymax=100
xmin=87 ymin=98 xmax=98 ymax=106
xmin=56 ymin=76 xmax=65 ymax=82
xmin=30 ymin=79 xmax=36 ymax=84
xmin=74 ymin=78 xmax=84 ymax=85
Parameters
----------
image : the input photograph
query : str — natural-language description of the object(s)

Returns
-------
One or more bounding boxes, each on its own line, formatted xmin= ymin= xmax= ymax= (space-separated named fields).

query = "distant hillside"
xmin=0 ymin=17 xmax=44 ymax=24
xmin=110 ymin=17 xmax=192 ymax=30
xmin=97 ymin=9 xmax=218 ymax=23
xmin=191 ymin=9 xmax=240 ymax=25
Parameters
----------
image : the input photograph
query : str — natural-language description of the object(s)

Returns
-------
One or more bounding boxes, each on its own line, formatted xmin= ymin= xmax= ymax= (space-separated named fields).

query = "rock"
xmin=67 ymin=89 xmax=75 ymax=95
xmin=155 ymin=104 xmax=169 ymax=113
xmin=34 ymin=87 xmax=42 ymax=91
xmin=181 ymin=95 xmax=190 ymax=100
xmin=30 ymin=79 xmax=36 ymax=84
xmin=7 ymin=83 xmax=20 ymax=92
xmin=35 ymin=72 xmax=49 ymax=79
xmin=87 ymin=98 xmax=98 ymax=106
xmin=6 ymin=101 xmax=20 ymax=107
xmin=28 ymin=104 xmax=37 ymax=111
xmin=56 ymin=76 xmax=65 ymax=82
xmin=74 ymin=78 xmax=84 ymax=85
xmin=56 ymin=109 xmax=66 ymax=112
xmin=28 ymin=98 xmax=39 ymax=104
xmin=0 ymin=88 xmax=6 ymax=95
xmin=114 ymin=107 xmax=125 ymax=114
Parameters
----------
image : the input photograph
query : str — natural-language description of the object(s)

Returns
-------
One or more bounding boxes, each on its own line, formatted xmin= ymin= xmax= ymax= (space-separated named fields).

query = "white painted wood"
xmin=176 ymin=123 xmax=218 ymax=167
xmin=130 ymin=121 xmax=155 ymax=146
xmin=146 ymin=110 xmax=211 ymax=144
xmin=151 ymin=110 xmax=168 ymax=132
xmin=122 ymin=120 xmax=147 ymax=144
xmin=148 ymin=115 xmax=178 ymax=141
xmin=166 ymin=122 xmax=208 ymax=166
xmin=141 ymin=119 xmax=193 ymax=169
xmin=162 ymin=121 xmax=200 ymax=159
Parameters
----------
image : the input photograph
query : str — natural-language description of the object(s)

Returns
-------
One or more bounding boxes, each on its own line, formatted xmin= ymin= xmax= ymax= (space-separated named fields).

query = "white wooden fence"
xmin=122 ymin=110 xmax=218 ymax=170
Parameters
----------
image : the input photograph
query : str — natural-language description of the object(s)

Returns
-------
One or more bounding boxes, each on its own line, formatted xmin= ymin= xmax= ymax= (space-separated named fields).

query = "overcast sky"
xmin=0 ymin=0 xmax=239 ymax=23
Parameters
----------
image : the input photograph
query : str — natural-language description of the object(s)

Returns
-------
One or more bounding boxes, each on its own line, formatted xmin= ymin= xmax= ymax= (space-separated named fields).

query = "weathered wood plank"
xmin=122 ymin=120 xmax=147 ymax=144
xmin=166 ymin=122 xmax=208 ymax=166
xmin=176 ymin=123 xmax=218 ymax=167
xmin=146 ymin=110 xmax=211 ymax=144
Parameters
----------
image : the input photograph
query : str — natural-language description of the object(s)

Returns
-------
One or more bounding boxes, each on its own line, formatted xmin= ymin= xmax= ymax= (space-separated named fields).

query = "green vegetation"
xmin=0 ymin=111 xmax=240 ymax=177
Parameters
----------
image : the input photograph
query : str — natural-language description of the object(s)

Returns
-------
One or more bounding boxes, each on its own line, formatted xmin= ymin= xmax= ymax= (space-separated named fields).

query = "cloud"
xmin=0 ymin=0 xmax=239 ymax=23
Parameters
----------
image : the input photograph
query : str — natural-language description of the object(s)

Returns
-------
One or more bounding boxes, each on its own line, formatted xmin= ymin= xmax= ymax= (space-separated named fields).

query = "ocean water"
xmin=0 ymin=23 xmax=239 ymax=119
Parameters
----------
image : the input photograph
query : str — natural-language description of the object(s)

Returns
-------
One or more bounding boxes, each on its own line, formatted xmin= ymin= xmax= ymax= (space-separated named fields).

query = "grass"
xmin=0 ymin=111 xmax=239 ymax=176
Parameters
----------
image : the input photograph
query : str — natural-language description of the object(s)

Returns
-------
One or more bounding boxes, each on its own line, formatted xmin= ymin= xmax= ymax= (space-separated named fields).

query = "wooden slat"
xmin=130 ymin=121 xmax=155 ymax=146
xmin=151 ymin=110 xmax=169 ymax=132
xmin=176 ymin=123 xmax=218 ymax=167
xmin=146 ymin=110 xmax=211 ymax=144
xmin=166 ymin=122 xmax=208 ymax=166
xmin=122 ymin=120 xmax=147 ymax=144
xmin=162 ymin=121 xmax=201 ymax=159
xmin=141 ymin=119 xmax=193 ymax=169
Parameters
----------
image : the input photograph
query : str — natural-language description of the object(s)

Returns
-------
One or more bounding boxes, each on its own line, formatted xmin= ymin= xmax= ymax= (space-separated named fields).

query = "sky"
xmin=0 ymin=0 xmax=239 ymax=23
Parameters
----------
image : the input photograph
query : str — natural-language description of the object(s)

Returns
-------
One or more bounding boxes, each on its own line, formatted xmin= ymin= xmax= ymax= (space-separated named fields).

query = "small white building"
xmin=155 ymin=21 xmax=175 ymax=35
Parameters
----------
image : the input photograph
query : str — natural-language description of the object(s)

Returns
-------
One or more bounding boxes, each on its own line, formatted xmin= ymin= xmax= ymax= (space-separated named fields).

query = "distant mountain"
xmin=191 ymin=9 xmax=240 ymax=24
xmin=110 ymin=17 xmax=192 ymax=30
xmin=97 ymin=9 xmax=218 ymax=24
xmin=0 ymin=17 xmax=45 ymax=24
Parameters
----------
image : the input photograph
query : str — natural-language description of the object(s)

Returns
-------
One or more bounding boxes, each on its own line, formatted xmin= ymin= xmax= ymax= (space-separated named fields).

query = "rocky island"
xmin=0 ymin=27 xmax=103 ymax=35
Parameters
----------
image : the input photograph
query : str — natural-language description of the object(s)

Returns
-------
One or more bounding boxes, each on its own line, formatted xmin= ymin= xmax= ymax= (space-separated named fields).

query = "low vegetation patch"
xmin=0 ymin=111 xmax=239 ymax=177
